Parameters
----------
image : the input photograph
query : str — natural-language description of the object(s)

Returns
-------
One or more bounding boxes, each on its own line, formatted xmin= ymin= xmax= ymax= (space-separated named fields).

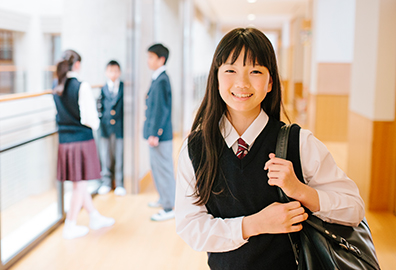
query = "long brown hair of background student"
xmin=53 ymin=50 xmax=82 ymax=96
xmin=189 ymin=27 xmax=289 ymax=206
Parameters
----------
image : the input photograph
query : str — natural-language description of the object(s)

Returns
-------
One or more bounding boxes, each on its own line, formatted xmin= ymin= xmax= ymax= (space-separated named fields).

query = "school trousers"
xmin=149 ymin=140 xmax=176 ymax=210
xmin=100 ymin=133 xmax=123 ymax=188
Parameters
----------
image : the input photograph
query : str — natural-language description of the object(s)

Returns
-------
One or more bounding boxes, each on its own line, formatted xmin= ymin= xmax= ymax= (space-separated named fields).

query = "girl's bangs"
xmin=216 ymin=34 xmax=270 ymax=68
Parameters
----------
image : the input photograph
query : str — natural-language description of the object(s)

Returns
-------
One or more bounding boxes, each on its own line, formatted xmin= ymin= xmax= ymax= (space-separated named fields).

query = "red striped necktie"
xmin=236 ymin=138 xmax=249 ymax=159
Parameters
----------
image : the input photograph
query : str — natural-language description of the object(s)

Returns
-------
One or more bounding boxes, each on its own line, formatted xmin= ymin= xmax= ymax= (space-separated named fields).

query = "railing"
xmin=0 ymin=90 xmax=52 ymax=102
xmin=0 ymin=90 xmax=60 ymax=270
xmin=0 ymin=85 xmax=102 ymax=270
xmin=0 ymin=84 xmax=102 ymax=102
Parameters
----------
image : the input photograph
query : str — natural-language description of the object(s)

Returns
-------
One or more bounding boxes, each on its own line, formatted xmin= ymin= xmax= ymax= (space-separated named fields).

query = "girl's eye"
xmin=225 ymin=69 xmax=235 ymax=73
xmin=251 ymin=70 xmax=262 ymax=74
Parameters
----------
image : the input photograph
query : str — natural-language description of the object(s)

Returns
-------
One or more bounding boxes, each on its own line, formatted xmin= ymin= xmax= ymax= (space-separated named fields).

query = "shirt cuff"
xmin=234 ymin=216 xmax=249 ymax=245
xmin=313 ymin=189 xmax=331 ymax=215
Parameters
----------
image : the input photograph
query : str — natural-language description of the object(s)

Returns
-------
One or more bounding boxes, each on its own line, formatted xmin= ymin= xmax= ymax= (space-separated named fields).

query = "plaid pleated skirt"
xmin=57 ymin=139 xmax=101 ymax=182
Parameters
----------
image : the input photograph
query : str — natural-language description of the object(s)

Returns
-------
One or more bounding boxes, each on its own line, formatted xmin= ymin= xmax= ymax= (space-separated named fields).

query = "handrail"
xmin=0 ymin=90 xmax=53 ymax=102
xmin=0 ymin=66 xmax=19 ymax=72
xmin=0 ymin=84 xmax=103 ymax=103
xmin=0 ymin=130 xmax=58 ymax=153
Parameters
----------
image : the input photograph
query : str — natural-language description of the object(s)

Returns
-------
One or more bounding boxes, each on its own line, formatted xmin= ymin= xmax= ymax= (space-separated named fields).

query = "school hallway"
xmin=2 ymin=0 xmax=396 ymax=269
xmin=7 ymin=138 xmax=396 ymax=270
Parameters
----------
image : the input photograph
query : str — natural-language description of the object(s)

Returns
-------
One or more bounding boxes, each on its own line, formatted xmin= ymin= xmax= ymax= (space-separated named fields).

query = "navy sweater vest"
xmin=188 ymin=118 xmax=303 ymax=270
xmin=53 ymin=78 xmax=94 ymax=144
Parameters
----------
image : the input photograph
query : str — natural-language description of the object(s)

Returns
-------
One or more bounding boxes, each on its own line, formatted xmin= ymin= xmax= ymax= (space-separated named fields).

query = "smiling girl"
xmin=175 ymin=28 xmax=364 ymax=269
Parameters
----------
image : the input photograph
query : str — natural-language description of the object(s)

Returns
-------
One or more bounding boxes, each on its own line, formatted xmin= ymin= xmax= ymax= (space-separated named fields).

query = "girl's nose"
xmin=235 ymin=73 xmax=251 ymax=89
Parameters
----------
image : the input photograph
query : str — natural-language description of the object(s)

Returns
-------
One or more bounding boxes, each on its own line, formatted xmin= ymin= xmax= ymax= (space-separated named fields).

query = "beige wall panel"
xmin=294 ymin=82 xmax=303 ymax=98
xmin=314 ymin=95 xmax=349 ymax=141
xmin=307 ymin=93 xmax=317 ymax=133
xmin=370 ymin=121 xmax=396 ymax=211
xmin=317 ymin=63 xmax=351 ymax=95
xmin=348 ymin=111 xmax=396 ymax=211
xmin=282 ymin=80 xmax=290 ymax=106
xmin=347 ymin=111 xmax=373 ymax=207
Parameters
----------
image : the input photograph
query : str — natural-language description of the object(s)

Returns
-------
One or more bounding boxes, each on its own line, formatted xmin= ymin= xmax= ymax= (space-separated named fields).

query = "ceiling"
xmin=195 ymin=0 xmax=311 ymax=31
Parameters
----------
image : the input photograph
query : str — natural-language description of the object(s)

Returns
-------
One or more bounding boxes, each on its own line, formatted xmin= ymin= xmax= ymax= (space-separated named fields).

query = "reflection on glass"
xmin=0 ymin=136 xmax=60 ymax=263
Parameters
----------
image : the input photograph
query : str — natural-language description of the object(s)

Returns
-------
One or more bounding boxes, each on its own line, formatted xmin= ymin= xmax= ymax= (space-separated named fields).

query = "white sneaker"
xmin=63 ymin=221 xmax=89 ymax=239
xmin=98 ymin=185 xmax=111 ymax=195
xmin=150 ymin=209 xmax=175 ymax=221
xmin=114 ymin=186 xmax=126 ymax=196
xmin=148 ymin=201 xmax=161 ymax=208
xmin=89 ymin=211 xmax=115 ymax=230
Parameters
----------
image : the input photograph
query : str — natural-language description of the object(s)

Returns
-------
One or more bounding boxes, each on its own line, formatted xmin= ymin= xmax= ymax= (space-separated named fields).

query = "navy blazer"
xmin=143 ymin=71 xmax=173 ymax=141
xmin=98 ymin=81 xmax=124 ymax=138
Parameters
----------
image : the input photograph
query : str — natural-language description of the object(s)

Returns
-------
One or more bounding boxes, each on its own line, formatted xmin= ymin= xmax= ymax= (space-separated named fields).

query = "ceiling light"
xmin=247 ymin=0 xmax=257 ymax=3
xmin=247 ymin=14 xmax=256 ymax=21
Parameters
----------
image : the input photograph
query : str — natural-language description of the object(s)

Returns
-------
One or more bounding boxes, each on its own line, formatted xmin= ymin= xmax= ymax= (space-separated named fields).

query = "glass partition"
xmin=0 ymin=94 xmax=62 ymax=268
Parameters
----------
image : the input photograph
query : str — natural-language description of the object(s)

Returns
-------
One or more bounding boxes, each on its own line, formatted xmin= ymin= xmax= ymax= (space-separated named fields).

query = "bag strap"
xmin=275 ymin=124 xmax=300 ymax=264
xmin=275 ymin=124 xmax=292 ymax=159
xmin=275 ymin=124 xmax=293 ymax=203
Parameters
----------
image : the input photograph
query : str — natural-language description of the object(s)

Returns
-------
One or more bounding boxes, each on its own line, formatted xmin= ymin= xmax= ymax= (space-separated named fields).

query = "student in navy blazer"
xmin=97 ymin=60 xmax=126 ymax=196
xmin=144 ymin=44 xmax=176 ymax=221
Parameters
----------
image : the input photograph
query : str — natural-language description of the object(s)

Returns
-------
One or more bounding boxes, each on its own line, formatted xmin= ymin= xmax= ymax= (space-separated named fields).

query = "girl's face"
xmin=218 ymin=49 xmax=272 ymax=118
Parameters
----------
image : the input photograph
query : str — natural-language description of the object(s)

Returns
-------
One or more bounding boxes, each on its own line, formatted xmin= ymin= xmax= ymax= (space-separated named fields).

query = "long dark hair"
xmin=190 ymin=27 xmax=284 ymax=206
xmin=53 ymin=50 xmax=82 ymax=95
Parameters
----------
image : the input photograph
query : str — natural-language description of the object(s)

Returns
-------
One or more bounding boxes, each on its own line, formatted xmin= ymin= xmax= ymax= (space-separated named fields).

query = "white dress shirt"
xmin=175 ymin=109 xmax=365 ymax=253
xmin=152 ymin=65 xmax=166 ymax=80
xmin=107 ymin=79 xmax=120 ymax=96
xmin=66 ymin=71 xmax=99 ymax=131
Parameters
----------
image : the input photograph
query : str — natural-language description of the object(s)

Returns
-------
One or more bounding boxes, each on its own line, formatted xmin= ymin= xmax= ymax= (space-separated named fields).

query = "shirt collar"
xmin=220 ymin=109 xmax=269 ymax=148
xmin=66 ymin=71 xmax=79 ymax=79
xmin=152 ymin=65 xmax=166 ymax=80
xmin=107 ymin=79 xmax=119 ymax=88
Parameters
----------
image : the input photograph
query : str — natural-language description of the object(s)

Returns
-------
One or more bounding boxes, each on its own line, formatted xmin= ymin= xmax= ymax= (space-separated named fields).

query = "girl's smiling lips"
xmin=232 ymin=92 xmax=253 ymax=99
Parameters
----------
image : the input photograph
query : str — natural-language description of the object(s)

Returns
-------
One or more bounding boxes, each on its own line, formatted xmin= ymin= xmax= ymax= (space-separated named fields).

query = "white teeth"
xmin=233 ymin=93 xmax=252 ymax=98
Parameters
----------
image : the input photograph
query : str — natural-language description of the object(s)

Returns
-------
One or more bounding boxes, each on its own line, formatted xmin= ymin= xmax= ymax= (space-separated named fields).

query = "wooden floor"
xmin=10 ymin=181 xmax=209 ymax=270
xmin=9 ymin=141 xmax=396 ymax=270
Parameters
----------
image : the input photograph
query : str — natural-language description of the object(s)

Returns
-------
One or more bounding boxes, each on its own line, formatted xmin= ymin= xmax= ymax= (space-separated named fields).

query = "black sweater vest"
xmin=188 ymin=118 xmax=303 ymax=270
xmin=53 ymin=78 xmax=94 ymax=144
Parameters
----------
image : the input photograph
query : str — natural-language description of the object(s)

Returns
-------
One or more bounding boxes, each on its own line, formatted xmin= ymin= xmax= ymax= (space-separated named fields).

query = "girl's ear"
xmin=267 ymin=76 xmax=273 ymax=93
xmin=72 ymin=61 xmax=81 ymax=72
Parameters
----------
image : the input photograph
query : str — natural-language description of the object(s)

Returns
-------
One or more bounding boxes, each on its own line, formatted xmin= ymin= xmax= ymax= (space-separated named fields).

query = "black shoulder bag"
xmin=275 ymin=124 xmax=381 ymax=270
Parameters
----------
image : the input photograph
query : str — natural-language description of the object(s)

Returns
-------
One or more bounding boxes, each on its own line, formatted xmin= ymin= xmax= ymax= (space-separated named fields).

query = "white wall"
xmin=192 ymin=17 xmax=217 ymax=76
xmin=292 ymin=17 xmax=304 ymax=82
xmin=309 ymin=0 xmax=355 ymax=94
xmin=155 ymin=0 xmax=183 ymax=134
xmin=134 ymin=0 xmax=155 ymax=179
xmin=0 ymin=0 xmax=62 ymax=16
xmin=349 ymin=0 xmax=396 ymax=121
xmin=315 ymin=0 xmax=355 ymax=63
xmin=62 ymin=0 xmax=128 ymax=86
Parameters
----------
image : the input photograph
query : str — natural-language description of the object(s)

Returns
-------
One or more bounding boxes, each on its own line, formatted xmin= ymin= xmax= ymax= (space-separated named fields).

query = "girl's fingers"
xmin=266 ymin=164 xmax=283 ymax=172
xmin=285 ymin=201 xmax=301 ymax=209
xmin=264 ymin=154 xmax=288 ymax=170
xmin=290 ymin=223 xmax=303 ymax=232
xmin=289 ymin=205 xmax=305 ymax=216
xmin=290 ymin=212 xmax=308 ymax=225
